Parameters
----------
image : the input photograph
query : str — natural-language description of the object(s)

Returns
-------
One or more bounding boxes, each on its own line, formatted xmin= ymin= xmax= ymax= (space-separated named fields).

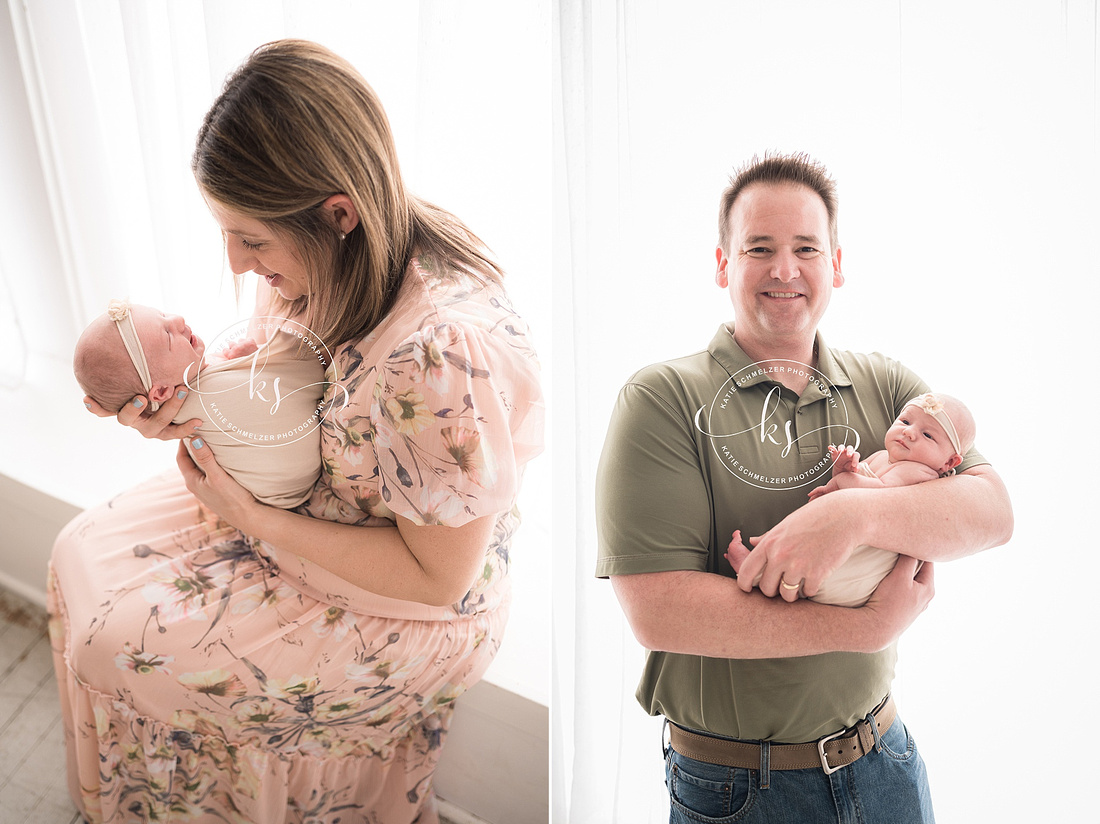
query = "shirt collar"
xmin=706 ymin=323 xmax=854 ymax=402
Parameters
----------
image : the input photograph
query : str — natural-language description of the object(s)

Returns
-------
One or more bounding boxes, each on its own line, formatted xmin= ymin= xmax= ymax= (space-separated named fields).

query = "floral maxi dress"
xmin=48 ymin=257 xmax=544 ymax=823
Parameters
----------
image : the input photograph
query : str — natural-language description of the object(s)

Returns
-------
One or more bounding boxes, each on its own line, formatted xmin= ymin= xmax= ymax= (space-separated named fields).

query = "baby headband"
xmin=107 ymin=298 xmax=159 ymax=412
xmin=904 ymin=392 xmax=961 ymax=454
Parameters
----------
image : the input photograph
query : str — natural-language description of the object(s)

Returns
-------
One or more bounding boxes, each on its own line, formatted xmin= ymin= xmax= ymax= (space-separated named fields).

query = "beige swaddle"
xmin=175 ymin=330 xmax=326 ymax=508
xmin=808 ymin=461 xmax=897 ymax=607
xmin=809 ymin=545 xmax=899 ymax=608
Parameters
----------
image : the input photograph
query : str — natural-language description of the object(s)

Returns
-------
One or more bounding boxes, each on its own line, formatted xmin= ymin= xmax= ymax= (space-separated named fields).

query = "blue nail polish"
xmin=133 ymin=398 xmax=144 ymax=409
xmin=83 ymin=401 xmax=91 ymax=410
xmin=192 ymin=438 xmax=204 ymax=450
xmin=177 ymin=390 xmax=187 ymax=400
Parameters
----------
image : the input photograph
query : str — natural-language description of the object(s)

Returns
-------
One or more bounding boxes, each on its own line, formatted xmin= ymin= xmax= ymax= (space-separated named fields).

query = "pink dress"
xmin=48 ymin=256 xmax=544 ymax=823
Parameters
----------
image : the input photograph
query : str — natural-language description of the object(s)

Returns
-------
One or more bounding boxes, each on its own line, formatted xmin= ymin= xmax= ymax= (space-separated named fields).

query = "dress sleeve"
xmin=371 ymin=320 xmax=543 ymax=527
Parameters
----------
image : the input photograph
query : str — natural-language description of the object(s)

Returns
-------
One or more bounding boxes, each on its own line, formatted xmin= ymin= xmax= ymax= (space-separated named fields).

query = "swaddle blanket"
xmin=175 ymin=328 xmax=325 ymax=507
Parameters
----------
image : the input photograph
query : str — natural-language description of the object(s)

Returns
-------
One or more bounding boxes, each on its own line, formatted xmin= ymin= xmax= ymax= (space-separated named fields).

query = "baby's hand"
xmin=828 ymin=444 xmax=860 ymax=476
xmin=724 ymin=530 xmax=752 ymax=575
xmin=222 ymin=338 xmax=259 ymax=359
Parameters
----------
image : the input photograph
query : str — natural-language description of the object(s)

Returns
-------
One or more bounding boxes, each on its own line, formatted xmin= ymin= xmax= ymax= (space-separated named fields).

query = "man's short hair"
xmin=718 ymin=152 xmax=839 ymax=255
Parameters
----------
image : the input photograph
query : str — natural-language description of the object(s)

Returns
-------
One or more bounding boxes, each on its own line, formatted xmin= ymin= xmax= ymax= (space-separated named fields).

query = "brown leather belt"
xmin=668 ymin=695 xmax=896 ymax=776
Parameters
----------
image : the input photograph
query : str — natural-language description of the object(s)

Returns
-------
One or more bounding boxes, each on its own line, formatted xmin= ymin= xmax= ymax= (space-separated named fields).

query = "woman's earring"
xmin=340 ymin=232 xmax=347 ymax=241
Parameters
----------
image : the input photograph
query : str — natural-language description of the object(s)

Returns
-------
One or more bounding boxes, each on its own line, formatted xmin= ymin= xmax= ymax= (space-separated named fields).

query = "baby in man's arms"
xmin=74 ymin=300 xmax=326 ymax=507
xmin=727 ymin=392 xmax=976 ymax=607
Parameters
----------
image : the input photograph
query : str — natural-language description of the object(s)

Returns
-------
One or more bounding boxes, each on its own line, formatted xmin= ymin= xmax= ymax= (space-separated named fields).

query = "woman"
xmin=50 ymin=40 xmax=543 ymax=824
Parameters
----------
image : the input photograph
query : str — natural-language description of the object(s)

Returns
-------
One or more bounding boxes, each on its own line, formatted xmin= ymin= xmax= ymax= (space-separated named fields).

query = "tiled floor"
xmin=0 ymin=589 xmax=82 ymax=823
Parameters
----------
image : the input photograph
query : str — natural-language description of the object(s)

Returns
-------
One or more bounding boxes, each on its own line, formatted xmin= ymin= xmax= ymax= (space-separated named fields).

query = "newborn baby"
xmin=74 ymin=300 xmax=326 ymax=507
xmin=728 ymin=392 xmax=976 ymax=607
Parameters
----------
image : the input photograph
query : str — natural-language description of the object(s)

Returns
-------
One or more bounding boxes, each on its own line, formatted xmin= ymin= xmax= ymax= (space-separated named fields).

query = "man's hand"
xmin=857 ymin=556 xmax=935 ymax=651
xmin=734 ymin=492 xmax=862 ymax=602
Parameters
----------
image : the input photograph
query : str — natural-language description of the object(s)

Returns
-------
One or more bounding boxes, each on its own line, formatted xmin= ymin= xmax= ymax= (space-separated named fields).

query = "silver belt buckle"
xmin=817 ymin=728 xmax=845 ymax=775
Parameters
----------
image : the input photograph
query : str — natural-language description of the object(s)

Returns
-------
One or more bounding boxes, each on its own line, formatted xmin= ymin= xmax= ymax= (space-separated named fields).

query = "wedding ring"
xmin=780 ymin=577 xmax=802 ymax=591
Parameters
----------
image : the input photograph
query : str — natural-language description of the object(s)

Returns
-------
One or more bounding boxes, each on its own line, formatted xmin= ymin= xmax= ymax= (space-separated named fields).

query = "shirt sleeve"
xmin=595 ymin=378 xmax=713 ymax=578
xmin=371 ymin=320 xmax=544 ymax=527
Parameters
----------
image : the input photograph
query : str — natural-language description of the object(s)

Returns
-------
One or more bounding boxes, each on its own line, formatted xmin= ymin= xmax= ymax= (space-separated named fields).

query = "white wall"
xmin=556 ymin=1 xmax=1099 ymax=821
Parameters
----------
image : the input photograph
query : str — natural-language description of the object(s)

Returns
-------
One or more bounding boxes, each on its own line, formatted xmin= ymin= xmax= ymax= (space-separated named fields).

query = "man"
xmin=594 ymin=152 xmax=1012 ymax=822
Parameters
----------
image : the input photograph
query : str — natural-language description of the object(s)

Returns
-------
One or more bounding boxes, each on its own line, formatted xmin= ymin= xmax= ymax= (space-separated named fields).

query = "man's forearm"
xmin=612 ymin=569 xmax=895 ymax=659
xmin=851 ymin=464 xmax=1012 ymax=562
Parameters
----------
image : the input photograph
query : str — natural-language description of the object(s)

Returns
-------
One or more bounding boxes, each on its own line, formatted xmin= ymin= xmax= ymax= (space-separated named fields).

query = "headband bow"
xmin=107 ymin=299 xmax=159 ymax=412
xmin=904 ymin=392 xmax=961 ymax=455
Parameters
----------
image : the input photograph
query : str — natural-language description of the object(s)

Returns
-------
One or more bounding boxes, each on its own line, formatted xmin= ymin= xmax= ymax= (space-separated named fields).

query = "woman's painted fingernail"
xmin=177 ymin=390 xmax=187 ymax=400
xmin=191 ymin=438 xmax=204 ymax=450
xmin=83 ymin=401 xmax=91 ymax=410
xmin=133 ymin=398 xmax=144 ymax=409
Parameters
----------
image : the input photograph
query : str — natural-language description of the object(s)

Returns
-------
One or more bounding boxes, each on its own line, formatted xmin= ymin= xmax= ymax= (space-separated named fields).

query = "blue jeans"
xmin=664 ymin=716 xmax=935 ymax=823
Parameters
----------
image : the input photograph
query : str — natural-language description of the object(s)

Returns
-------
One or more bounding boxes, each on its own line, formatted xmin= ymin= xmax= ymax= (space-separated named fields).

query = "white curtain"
xmin=3 ymin=0 xmax=555 ymax=360
xmin=553 ymin=1 xmax=1099 ymax=822
xmin=0 ymin=0 xmax=550 ymax=704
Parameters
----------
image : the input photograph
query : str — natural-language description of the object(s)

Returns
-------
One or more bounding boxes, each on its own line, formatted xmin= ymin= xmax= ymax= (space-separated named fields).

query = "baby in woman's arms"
xmin=74 ymin=300 xmax=327 ymax=507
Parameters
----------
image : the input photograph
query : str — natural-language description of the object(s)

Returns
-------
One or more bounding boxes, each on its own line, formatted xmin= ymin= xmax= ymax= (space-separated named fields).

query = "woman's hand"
xmin=85 ymin=388 xmax=203 ymax=440
xmin=176 ymin=438 xmax=261 ymax=531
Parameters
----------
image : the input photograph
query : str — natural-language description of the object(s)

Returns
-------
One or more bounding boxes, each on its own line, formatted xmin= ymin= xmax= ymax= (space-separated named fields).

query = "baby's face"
xmin=129 ymin=305 xmax=206 ymax=386
xmin=884 ymin=405 xmax=959 ymax=474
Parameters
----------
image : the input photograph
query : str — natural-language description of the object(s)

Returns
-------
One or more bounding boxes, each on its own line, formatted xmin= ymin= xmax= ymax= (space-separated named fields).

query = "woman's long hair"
xmin=193 ymin=39 xmax=503 ymax=348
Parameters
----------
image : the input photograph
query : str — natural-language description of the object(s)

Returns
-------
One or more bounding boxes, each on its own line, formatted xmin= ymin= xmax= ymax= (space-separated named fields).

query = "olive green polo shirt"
xmin=595 ymin=324 xmax=986 ymax=742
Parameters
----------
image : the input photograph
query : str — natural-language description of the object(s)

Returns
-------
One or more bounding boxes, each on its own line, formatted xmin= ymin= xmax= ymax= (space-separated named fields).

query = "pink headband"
xmin=107 ymin=299 xmax=159 ymax=412
xmin=904 ymin=392 xmax=961 ymax=454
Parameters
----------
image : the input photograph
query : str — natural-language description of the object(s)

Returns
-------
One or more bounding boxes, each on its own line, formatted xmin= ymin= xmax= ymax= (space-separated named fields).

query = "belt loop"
xmin=865 ymin=711 xmax=883 ymax=753
xmin=759 ymin=740 xmax=771 ymax=790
